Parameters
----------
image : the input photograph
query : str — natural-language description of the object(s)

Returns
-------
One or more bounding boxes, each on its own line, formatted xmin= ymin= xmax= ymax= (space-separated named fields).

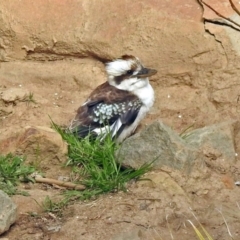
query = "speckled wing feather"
xmin=69 ymin=82 xmax=142 ymax=139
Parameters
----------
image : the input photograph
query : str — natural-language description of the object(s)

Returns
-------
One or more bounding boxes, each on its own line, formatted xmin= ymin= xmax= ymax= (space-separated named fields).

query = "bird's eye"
xmin=126 ymin=70 xmax=133 ymax=75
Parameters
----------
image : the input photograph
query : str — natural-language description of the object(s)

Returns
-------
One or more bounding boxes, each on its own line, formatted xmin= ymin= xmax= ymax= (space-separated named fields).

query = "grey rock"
xmin=0 ymin=190 xmax=17 ymax=235
xmin=117 ymin=121 xmax=198 ymax=172
xmin=118 ymin=120 xmax=238 ymax=175
xmin=184 ymin=121 xmax=237 ymax=173
xmin=185 ymin=121 xmax=236 ymax=163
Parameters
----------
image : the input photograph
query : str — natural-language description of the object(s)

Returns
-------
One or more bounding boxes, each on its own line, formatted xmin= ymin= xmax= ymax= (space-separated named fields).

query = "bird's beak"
xmin=136 ymin=68 xmax=157 ymax=78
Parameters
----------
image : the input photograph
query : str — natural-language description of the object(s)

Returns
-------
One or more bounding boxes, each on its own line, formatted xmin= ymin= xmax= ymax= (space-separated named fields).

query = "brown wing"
xmin=68 ymin=82 xmax=142 ymax=138
xmin=87 ymin=82 xmax=137 ymax=104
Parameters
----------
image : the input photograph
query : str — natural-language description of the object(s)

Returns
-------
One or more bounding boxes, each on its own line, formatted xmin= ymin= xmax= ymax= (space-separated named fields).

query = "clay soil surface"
xmin=1 ymin=60 xmax=240 ymax=240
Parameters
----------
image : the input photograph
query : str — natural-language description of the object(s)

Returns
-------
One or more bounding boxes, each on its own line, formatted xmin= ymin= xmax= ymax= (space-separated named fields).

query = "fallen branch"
xmin=34 ymin=176 xmax=86 ymax=190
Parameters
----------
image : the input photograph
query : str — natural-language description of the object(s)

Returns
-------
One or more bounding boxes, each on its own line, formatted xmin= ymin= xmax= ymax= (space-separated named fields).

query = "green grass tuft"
xmin=179 ymin=124 xmax=195 ymax=139
xmin=22 ymin=92 xmax=37 ymax=105
xmin=35 ymin=196 xmax=67 ymax=215
xmin=0 ymin=153 xmax=36 ymax=195
xmin=51 ymin=121 xmax=153 ymax=201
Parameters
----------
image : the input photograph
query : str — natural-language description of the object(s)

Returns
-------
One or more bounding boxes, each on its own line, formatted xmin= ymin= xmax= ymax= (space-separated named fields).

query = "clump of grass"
xmin=33 ymin=196 xmax=67 ymax=216
xmin=179 ymin=124 xmax=195 ymax=139
xmin=0 ymin=153 xmax=36 ymax=195
xmin=52 ymin=121 xmax=153 ymax=201
xmin=22 ymin=92 xmax=37 ymax=105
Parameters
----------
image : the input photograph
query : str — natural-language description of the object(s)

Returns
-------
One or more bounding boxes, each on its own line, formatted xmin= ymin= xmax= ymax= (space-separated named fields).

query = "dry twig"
xmin=34 ymin=176 xmax=86 ymax=190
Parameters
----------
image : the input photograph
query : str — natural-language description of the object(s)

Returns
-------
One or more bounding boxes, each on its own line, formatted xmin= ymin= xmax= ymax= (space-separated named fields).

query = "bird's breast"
xmin=132 ymin=83 xmax=155 ymax=108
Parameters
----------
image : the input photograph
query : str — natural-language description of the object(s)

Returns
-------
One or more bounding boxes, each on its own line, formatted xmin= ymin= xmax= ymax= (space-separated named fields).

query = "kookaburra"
xmin=69 ymin=55 xmax=157 ymax=143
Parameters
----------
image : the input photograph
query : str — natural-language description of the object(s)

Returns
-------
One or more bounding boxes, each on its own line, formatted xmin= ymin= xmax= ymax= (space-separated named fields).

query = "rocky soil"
xmin=1 ymin=0 xmax=240 ymax=239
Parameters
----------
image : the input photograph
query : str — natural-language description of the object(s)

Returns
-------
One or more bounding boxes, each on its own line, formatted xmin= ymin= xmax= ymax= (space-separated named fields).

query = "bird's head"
xmin=105 ymin=55 xmax=157 ymax=92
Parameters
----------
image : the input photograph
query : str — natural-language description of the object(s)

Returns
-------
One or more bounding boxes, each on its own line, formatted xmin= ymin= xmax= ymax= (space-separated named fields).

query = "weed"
xmin=32 ymin=196 xmax=68 ymax=217
xmin=51 ymin=121 xmax=153 ymax=201
xmin=22 ymin=92 xmax=37 ymax=105
xmin=0 ymin=153 xmax=36 ymax=195
xmin=40 ymin=196 xmax=66 ymax=214
xmin=179 ymin=124 xmax=195 ymax=139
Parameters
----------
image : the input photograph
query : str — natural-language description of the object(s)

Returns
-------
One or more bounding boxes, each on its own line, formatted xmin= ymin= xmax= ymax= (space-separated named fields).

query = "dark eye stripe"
xmin=113 ymin=62 xmax=139 ymax=85
xmin=114 ymin=75 xmax=129 ymax=85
